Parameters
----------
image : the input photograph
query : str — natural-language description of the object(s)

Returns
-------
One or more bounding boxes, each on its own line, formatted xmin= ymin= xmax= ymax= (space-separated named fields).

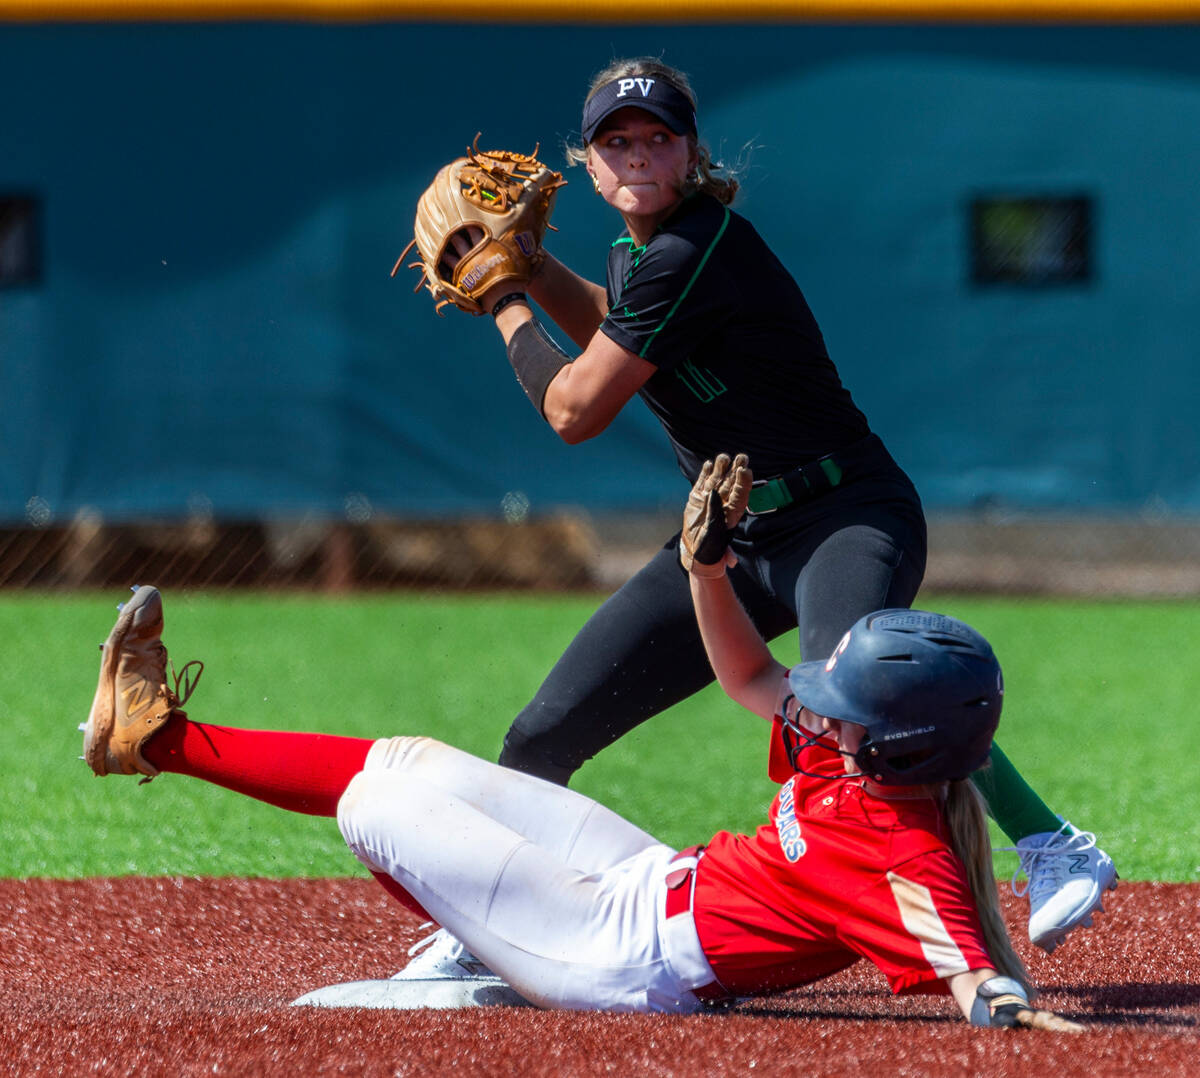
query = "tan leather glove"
xmin=394 ymin=137 xmax=566 ymax=315
xmin=680 ymin=453 xmax=752 ymax=577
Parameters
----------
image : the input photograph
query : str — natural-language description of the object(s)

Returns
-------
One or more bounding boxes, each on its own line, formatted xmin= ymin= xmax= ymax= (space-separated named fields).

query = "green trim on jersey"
xmin=612 ymin=236 xmax=648 ymax=293
xmin=638 ymin=205 xmax=730 ymax=359
xmin=613 ymin=207 xmax=732 ymax=360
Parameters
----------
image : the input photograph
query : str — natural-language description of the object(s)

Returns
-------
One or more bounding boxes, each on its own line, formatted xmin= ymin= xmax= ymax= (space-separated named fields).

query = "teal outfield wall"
xmin=2 ymin=23 xmax=1198 ymax=523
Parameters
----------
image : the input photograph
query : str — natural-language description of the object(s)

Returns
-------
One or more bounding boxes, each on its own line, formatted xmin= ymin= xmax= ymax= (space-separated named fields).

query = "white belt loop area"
xmin=657 ymin=846 xmax=731 ymax=1006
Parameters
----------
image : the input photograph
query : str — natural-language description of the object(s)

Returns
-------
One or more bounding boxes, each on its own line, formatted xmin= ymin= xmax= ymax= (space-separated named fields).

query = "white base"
xmin=291 ymin=978 xmax=533 ymax=1010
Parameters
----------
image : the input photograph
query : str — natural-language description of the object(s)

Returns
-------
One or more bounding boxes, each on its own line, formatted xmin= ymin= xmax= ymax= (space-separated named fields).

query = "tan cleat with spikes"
xmin=82 ymin=585 xmax=201 ymax=779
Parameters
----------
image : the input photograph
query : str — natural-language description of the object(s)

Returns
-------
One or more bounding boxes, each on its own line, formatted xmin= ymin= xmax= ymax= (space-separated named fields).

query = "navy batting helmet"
xmin=786 ymin=609 xmax=1003 ymax=785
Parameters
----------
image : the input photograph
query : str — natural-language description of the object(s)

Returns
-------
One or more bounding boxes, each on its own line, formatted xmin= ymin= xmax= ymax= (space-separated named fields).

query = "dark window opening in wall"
xmin=0 ymin=195 xmax=42 ymax=287
xmin=970 ymin=195 xmax=1092 ymax=286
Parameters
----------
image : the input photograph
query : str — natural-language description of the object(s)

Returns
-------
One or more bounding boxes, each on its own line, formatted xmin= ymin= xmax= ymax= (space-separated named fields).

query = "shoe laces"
xmin=168 ymin=657 xmax=204 ymax=710
xmin=407 ymin=923 xmax=462 ymax=961
xmin=132 ymin=657 xmax=204 ymax=787
xmin=135 ymin=640 xmax=202 ymax=708
xmin=999 ymin=820 xmax=1098 ymax=900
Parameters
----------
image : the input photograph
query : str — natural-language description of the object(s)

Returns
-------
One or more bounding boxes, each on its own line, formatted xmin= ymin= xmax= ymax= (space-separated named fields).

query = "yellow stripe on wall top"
xmin=3 ymin=0 xmax=1200 ymax=21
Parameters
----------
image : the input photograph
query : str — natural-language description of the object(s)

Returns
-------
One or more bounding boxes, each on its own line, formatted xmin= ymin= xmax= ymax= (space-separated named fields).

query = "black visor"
xmin=581 ymin=76 xmax=697 ymax=143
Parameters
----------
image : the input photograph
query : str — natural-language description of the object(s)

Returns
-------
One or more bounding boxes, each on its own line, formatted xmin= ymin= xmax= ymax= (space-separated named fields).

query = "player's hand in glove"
xmin=971 ymin=977 xmax=1085 ymax=1032
xmin=681 ymin=453 xmax=752 ymax=577
xmin=394 ymin=137 xmax=566 ymax=316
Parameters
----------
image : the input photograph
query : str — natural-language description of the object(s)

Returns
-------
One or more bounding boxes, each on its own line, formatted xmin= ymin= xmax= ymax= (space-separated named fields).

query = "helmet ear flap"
xmin=854 ymin=740 xmax=946 ymax=783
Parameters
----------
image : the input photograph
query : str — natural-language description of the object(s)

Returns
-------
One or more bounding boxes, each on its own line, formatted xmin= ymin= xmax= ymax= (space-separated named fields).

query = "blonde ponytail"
xmin=688 ymin=143 xmax=739 ymax=205
xmin=944 ymin=779 xmax=1033 ymax=998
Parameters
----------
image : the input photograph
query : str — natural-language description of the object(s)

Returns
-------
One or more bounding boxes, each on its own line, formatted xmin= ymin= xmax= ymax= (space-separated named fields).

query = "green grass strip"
xmin=6 ymin=590 xmax=1197 ymax=881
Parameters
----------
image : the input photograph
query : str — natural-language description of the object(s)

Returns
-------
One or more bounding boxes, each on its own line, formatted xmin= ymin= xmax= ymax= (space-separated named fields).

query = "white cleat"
xmin=291 ymin=924 xmax=531 ymax=1010
xmin=391 ymin=924 xmax=498 ymax=980
xmin=1004 ymin=819 xmax=1118 ymax=953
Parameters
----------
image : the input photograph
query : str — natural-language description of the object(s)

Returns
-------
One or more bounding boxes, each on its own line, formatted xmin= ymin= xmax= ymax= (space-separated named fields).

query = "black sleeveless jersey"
xmin=600 ymin=194 xmax=870 ymax=483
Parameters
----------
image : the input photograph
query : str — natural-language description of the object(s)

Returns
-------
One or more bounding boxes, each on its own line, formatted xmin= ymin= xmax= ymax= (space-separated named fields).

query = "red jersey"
xmin=692 ymin=701 xmax=994 ymax=998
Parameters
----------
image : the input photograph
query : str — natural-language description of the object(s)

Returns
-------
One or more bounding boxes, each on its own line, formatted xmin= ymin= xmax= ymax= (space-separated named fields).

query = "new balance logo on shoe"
xmin=121 ymin=681 xmax=152 ymax=719
xmin=1002 ymin=819 xmax=1118 ymax=953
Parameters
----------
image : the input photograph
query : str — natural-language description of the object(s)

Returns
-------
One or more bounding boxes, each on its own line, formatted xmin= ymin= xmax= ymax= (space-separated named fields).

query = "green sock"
xmin=970 ymin=742 xmax=1062 ymax=843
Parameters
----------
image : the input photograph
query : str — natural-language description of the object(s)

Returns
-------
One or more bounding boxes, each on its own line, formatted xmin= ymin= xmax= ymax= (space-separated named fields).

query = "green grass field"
xmin=5 ymin=590 xmax=1198 ymax=881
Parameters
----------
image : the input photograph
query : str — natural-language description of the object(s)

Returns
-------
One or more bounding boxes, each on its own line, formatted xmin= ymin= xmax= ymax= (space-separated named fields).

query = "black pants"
xmin=499 ymin=459 xmax=927 ymax=785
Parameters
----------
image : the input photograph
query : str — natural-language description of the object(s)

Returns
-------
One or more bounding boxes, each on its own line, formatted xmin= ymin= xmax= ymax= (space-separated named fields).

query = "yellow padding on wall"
xmin=3 ymin=0 xmax=1199 ymax=22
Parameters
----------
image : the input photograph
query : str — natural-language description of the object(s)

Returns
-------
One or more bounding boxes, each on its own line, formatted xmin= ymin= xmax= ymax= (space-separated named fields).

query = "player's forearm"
xmin=484 ymin=290 xmax=651 ymax=440
xmin=539 ymin=333 xmax=654 ymax=443
xmin=948 ymin=967 xmax=997 ymax=1021
xmin=528 ymin=254 xmax=608 ymax=349
xmin=689 ymin=571 xmax=784 ymax=721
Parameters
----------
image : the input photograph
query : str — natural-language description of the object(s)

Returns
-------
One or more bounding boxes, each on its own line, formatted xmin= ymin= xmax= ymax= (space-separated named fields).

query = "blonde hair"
xmin=943 ymin=778 xmax=1034 ymax=998
xmin=566 ymin=57 xmax=740 ymax=206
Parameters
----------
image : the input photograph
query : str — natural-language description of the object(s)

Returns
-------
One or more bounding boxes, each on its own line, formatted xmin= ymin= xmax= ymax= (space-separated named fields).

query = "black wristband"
xmin=506 ymin=319 xmax=570 ymax=419
xmin=490 ymin=292 xmax=529 ymax=318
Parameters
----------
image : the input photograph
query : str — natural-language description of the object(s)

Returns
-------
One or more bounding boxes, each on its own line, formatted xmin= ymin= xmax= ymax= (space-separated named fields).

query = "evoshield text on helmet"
xmin=784 ymin=609 xmax=1003 ymax=785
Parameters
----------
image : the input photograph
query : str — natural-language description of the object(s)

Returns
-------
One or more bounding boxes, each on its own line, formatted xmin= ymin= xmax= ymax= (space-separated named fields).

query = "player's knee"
xmin=337 ymin=767 xmax=437 ymax=867
xmin=362 ymin=734 xmax=443 ymax=773
xmin=336 ymin=770 xmax=386 ymax=869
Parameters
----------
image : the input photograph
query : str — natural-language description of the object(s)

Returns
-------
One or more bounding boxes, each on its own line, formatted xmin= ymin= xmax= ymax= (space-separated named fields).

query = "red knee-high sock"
xmin=144 ymin=717 xmax=432 ymax=918
xmin=143 ymin=714 xmax=373 ymax=816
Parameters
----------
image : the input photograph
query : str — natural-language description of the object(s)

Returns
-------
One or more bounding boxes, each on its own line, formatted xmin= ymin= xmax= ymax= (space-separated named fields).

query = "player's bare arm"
xmin=405 ymin=148 xmax=655 ymax=445
xmin=690 ymin=569 xmax=784 ymax=722
xmin=540 ymin=335 xmax=653 ymax=442
xmin=948 ymin=967 xmax=997 ymax=1020
xmin=526 ymin=253 xmax=608 ymax=348
xmin=680 ymin=454 xmax=784 ymax=720
xmin=428 ymin=229 xmax=649 ymax=443
xmin=482 ymin=295 xmax=654 ymax=444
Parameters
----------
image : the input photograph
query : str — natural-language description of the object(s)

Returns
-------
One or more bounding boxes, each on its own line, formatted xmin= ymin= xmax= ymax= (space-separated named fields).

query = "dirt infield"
xmin=3 ymin=878 xmax=1195 ymax=1077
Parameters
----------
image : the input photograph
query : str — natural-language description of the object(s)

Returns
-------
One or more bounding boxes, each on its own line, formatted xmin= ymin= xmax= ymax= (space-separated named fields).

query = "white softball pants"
xmin=336 ymin=736 xmax=718 ymax=1013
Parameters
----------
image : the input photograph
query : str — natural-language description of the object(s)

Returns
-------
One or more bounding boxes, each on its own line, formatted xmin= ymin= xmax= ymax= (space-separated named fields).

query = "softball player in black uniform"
xmin=506 ymin=190 xmax=929 ymax=779
xmin=419 ymin=57 xmax=1114 ymax=974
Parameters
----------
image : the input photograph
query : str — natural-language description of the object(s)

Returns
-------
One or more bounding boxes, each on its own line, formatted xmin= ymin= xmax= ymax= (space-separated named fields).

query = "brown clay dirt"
xmin=2 ymin=877 xmax=1195 ymax=1077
